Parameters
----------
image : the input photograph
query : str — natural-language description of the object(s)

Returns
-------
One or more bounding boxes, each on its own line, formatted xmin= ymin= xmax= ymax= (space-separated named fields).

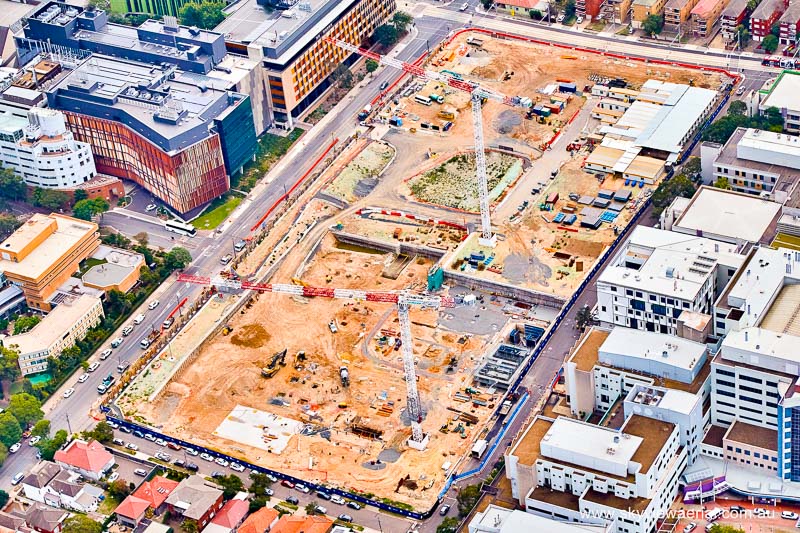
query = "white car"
xmin=100 ymin=349 xmax=112 ymax=360
xmin=148 ymin=300 xmax=160 ymax=310
xmin=78 ymin=374 xmax=89 ymax=383
xmin=200 ymin=453 xmax=214 ymax=462
xmin=215 ymin=457 xmax=229 ymax=467
xmin=146 ymin=204 xmax=157 ymax=212
xmin=155 ymin=452 xmax=171 ymax=461
xmin=185 ymin=448 xmax=199 ymax=456
xmin=155 ymin=438 xmax=167 ymax=447
xmin=314 ymin=505 xmax=327 ymax=515
xmin=9 ymin=443 xmax=21 ymax=453
xmin=295 ymin=484 xmax=311 ymax=494
xmin=576 ymin=14 xmax=584 ymax=23
xmin=107 ymin=472 xmax=120 ymax=483
xmin=331 ymin=495 xmax=346 ymax=505
xmin=683 ymin=523 xmax=696 ymax=533
xmin=134 ymin=313 xmax=146 ymax=325
xmin=28 ymin=436 xmax=41 ymax=446
xmin=63 ymin=388 xmax=75 ymax=399
xmin=126 ymin=443 xmax=139 ymax=451
xmin=556 ymin=13 xmax=565 ymax=22
xmin=88 ymin=362 xmax=100 ymax=372
xmin=144 ymin=434 xmax=156 ymax=442
xmin=111 ymin=337 xmax=123 ymax=348
xmin=754 ymin=507 xmax=769 ymax=516
xmin=782 ymin=511 xmax=799 ymax=520
xmin=230 ymin=463 xmax=245 ymax=472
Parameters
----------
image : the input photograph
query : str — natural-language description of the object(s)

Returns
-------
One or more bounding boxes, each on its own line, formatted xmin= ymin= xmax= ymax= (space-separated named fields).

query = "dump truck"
xmin=357 ymin=103 xmax=372 ymax=121
xmin=340 ymin=366 xmax=350 ymax=387
xmin=429 ymin=93 xmax=444 ymax=104
xmin=498 ymin=400 xmax=513 ymax=415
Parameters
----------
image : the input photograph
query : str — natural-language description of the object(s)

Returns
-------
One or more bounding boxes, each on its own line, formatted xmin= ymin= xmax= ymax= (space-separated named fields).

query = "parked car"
xmin=331 ymin=495 xmax=345 ymax=505
xmin=100 ymin=349 xmax=113 ymax=360
xmin=264 ymin=488 xmax=274 ymax=496
xmin=11 ymin=473 xmax=24 ymax=486
xmin=730 ymin=506 xmax=746 ymax=513
xmin=162 ymin=317 xmax=174 ymax=330
xmin=234 ymin=240 xmax=247 ymax=252
xmin=754 ymin=508 xmax=769 ymax=516
xmin=736 ymin=86 xmax=745 ymax=96
xmin=338 ymin=514 xmax=353 ymax=523
xmin=144 ymin=434 xmax=156 ymax=442
xmin=576 ymin=14 xmax=584 ymax=23
xmin=145 ymin=204 xmax=157 ymax=212
xmin=107 ymin=472 xmax=120 ymax=483
xmin=265 ymin=474 xmax=278 ymax=483
xmin=317 ymin=491 xmax=331 ymax=500
xmin=63 ymin=388 xmax=75 ymax=398
xmin=556 ymin=13 xmax=565 ymax=22
xmin=122 ymin=325 xmax=134 ymax=336
xmin=148 ymin=300 xmax=160 ymax=310
xmin=78 ymin=374 xmax=89 ymax=383
xmin=211 ymin=471 xmax=225 ymax=479
xmin=111 ymin=337 xmax=123 ymax=348
xmin=9 ymin=443 xmax=21 ymax=453
xmin=186 ymin=463 xmax=199 ymax=472
xmin=683 ymin=523 xmax=696 ymax=533
xmin=155 ymin=438 xmax=167 ymax=447
xmin=28 ymin=436 xmax=41 ymax=446
xmin=88 ymin=362 xmax=100 ymax=372
xmin=133 ymin=469 xmax=148 ymax=477
xmin=126 ymin=443 xmax=139 ymax=451
xmin=295 ymin=484 xmax=310 ymax=493
xmin=167 ymin=442 xmax=181 ymax=450
xmin=286 ymin=496 xmax=299 ymax=505
xmin=133 ymin=430 xmax=144 ymax=438
xmin=119 ymin=426 xmax=131 ymax=434
xmin=314 ymin=505 xmax=327 ymax=515
xmin=281 ymin=480 xmax=295 ymax=489
xmin=112 ymin=438 xmax=124 ymax=446
xmin=230 ymin=463 xmax=245 ymax=472
xmin=782 ymin=511 xmax=799 ymax=520
xmin=107 ymin=421 xmax=119 ymax=429
xmin=439 ymin=504 xmax=450 ymax=516
xmin=215 ymin=457 xmax=229 ymax=467
xmin=134 ymin=314 xmax=146 ymax=325
xmin=185 ymin=448 xmax=199 ymax=456
xmin=200 ymin=453 xmax=214 ymax=462
xmin=346 ymin=501 xmax=362 ymax=510
xmin=220 ymin=254 xmax=232 ymax=265
xmin=155 ymin=452 xmax=171 ymax=461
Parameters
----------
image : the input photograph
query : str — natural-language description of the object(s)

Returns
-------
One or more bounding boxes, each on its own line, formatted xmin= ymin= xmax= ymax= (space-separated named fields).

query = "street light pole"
xmin=66 ymin=413 xmax=72 ymax=435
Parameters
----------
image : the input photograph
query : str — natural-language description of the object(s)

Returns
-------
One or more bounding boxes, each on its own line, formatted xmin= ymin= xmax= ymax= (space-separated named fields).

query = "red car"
xmin=280 ymin=480 xmax=294 ymax=489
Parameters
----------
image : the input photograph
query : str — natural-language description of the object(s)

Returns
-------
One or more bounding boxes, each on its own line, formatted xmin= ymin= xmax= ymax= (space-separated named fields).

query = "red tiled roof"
xmin=209 ymin=500 xmax=249 ymax=529
xmin=53 ymin=440 xmax=113 ymax=473
xmin=132 ymin=476 xmax=179 ymax=508
xmin=271 ymin=515 xmax=333 ymax=533
xmin=115 ymin=496 xmax=150 ymax=520
xmin=237 ymin=507 xmax=278 ymax=533
xmin=500 ymin=0 xmax=539 ymax=7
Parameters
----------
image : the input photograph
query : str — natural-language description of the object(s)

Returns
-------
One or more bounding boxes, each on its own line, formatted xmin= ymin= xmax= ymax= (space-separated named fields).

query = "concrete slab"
xmin=213 ymin=404 xmax=304 ymax=455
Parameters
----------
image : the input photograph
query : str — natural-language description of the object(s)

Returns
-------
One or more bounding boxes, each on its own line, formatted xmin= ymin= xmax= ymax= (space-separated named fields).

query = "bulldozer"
xmin=261 ymin=348 xmax=287 ymax=378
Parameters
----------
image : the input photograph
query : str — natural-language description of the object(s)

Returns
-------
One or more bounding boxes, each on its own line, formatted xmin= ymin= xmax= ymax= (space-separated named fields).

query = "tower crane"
xmin=176 ymin=273 xmax=454 ymax=449
xmin=326 ymin=37 xmax=532 ymax=247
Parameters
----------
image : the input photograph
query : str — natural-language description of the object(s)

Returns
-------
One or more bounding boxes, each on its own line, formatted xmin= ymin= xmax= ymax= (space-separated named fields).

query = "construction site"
xmin=115 ymin=30 xmax=735 ymax=509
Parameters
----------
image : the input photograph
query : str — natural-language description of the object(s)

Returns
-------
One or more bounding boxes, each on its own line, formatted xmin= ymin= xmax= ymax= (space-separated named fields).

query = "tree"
xmin=713 ymin=176 xmax=733 ymax=189
xmin=651 ymin=174 xmax=697 ymax=214
xmin=134 ymin=232 xmax=149 ymax=247
xmin=178 ymin=1 xmax=226 ymax=29
xmin=73 ymin=189 xmax=89 ymax=202
xmin=181 ymin=519 xmax=199 ymax=533
xmin=392 ymin=11 xmax=413 ymax=33
xmin=249 ymin=496 xmax=268 ymax=512
xmin=365 ymin=59 xmax=379 ymax=73
xmin=0 ymin=443 xmax=7 ymax=468
xmin=771 ymin=21 xmax=781 ymax=37
xmin=83 ymin=421 xmax=114 ymax=444
xmin=0 ymin=215 xmax=21 ymax=241
xmin=249 ymin=473 xmax=274 ymax=495
xmin=217 ymin=474 xmax=244 ymax=499
xmin=331 ymin=63 xmax=354 ymax=89
xmin=305 ymin=501 xmax=320 ymax=515
xmin=564 ymin=0 xmax=576 ymax=19
xmin=736 ymin=24 xmax=751 ymax=47
xmin=30 ymin=188 xmax=70 ymax=211
xmin=7 ymin=393 xmax=43 ymax=428
xmin=0 ymin=489 xmax=9 ymax=509
xmin=0 ymin=168 xmax=27 ymax=202
xmin=108 ymin=479 xmax=131 ymax=500
xmin=765 ymin=106 xmax=783 ymax=128
xmin=373 ymin=24 xmax=399 ymax=47
xmin=165 ymin=247 xmax=192 ymax=270
xmin=62 ymin=515 xmax=103 ymax=533
xmin=0 ymin=413 xmax=21 ymax=448
xmin=642 ymin=14 xmax=663 ymax=35
xmin=72 ymin=198 xmax=109 ymax=221
xmin=36 ymin=429 xmax=68 ymax=461
xmin=746 ymin=0 xmax=759 ymax=9
xmin=762 ymin=34 xmax=779 ymax=53
xmin=728 ymin=100 xmax=747 ymax=116
xmin=437 ymin=517 xmax=459 ymax=533
xmin=709 ymin=526 xmax=744 ymax=533
xmin=456 ymin=484 xmax=481 ymax=517
xmin=682 ymin=156 xmax=702 ymax=179
xmin=481 ymin=0 xmax=493 ymax=8
xmin=529 ymin=8 xmax=542 ymax=18
xmin=13 ymin=315 xmax=41 ymax=335
xmin=575 ymin=305 xmax=596 ymax=330
xmin=0 ymin=345 xmax=20 ymax=383
xmin=31 ymin=419 xmax=50 ymax=439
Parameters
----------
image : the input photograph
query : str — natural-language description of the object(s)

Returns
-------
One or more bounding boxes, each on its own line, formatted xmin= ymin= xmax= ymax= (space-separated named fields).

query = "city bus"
xmin=414 ymin=95 xmax=432 ymax=106
xmin=165 ymin=219 xmax=197 ymax=237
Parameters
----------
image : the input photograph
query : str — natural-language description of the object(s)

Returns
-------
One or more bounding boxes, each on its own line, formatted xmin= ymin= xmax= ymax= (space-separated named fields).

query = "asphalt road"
xmin=0 ymin=0 xmax=779 ymax=525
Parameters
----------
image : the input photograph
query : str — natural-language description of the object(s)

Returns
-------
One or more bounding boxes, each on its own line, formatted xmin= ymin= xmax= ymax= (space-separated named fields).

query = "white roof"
xmin=736 ymin=128 xmax=800 ymax=170
xmin=600 ymin=327 xmax=707 ymax=373
xmin=635 ymin=86 xmax=716 ymax=154
xmin=722 ymin=327 xmax=800 ymax=369
xmin=654 ymin=388 xmax=700 ymax=415
xmin=762 ymin=71 xmax=800 ymax=113
xmin=471 ymin=505 xmax=611 ymax=533
xmin=674 ymin=186 xmax=780 ymax=244
xmin=540 ymin=417 xmax=643 ymax=477
xmin=599 ymin=226 xmax=745 ymax=300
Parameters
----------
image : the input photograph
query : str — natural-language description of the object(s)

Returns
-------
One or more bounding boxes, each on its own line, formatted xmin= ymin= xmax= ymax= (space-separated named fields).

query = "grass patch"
xmin=78 ymin=257 xmax=107 ymax=276
xmin=586 ymin=21 xmax=606 ymax=31
xmin=616 ymin=25 xmax=632 ymax=35
xmin=99 ymin=493 xmax=121 ymax=515
xmin=191 ymin=194 xmax=243 ymax=230
xmin=233 ymin=128 xmax=304 ymax=192
xmin=279 ymin=502 xmax=298 ymax=511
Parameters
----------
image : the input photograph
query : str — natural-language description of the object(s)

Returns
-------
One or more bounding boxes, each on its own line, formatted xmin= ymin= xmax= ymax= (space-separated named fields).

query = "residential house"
xmin=53 ymin=440 xmax=114 ymax=481
xmin=165 ymin=476 xmax=224 ymax=530
xmin=270 ymin=515 xmax=333 ymax=533
xmin=204 ymin=498 xmax=249 ymax=533
xmin=116 ymin=476 xmax=180 ymax=528
xmin=115 ymin=496 xmax=150 ymax=528
xmin=24 ymin=505 xmax=67 ymax=533
xmin=0 ymin=511 xmax=28 ymax=533
xmin=720 ymin=0 xmax=749 ymax=41
xmin=237 ymin=508 xmax=279 ymax=533
xmin=750 ymin=0 xmax=785 ymax=40
xmin=779 ymin=2 xmax=800 ymax=43
xmin=22 ymin=462 xmax=103 ymax=513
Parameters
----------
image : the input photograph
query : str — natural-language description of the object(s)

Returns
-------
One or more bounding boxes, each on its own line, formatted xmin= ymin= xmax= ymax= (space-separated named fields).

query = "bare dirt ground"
xmin=134 ymin=235 xmax=496 ymax=508
xmin=340 ymin=212 xmax=466 ymax=251
xmin=324 ymin=141 xmax=395 ymax=203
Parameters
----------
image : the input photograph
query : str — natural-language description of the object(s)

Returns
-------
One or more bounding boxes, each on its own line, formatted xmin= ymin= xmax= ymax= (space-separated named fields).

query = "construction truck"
xmin=471 ymin=439 xmax=489 ymax=459
xmin=429 ymin=93 xmax=444 ymax=104
xmin=339 ymin=366 xmax=350 ymax=387
xmin=328 ymin=320 xmax=338 ymax=333
xmin=357 ymin=104 xmax=372 ymax=121
xmin=498 ymin=400 xmax=513 ymax=415
xmin=438 ymin=110 xmax=456 ymax=120
xmin=261 ymin=349 xmax=287 ymax=378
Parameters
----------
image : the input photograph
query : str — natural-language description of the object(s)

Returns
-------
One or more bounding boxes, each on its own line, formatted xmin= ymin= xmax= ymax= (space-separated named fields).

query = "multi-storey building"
xmin=750 ymin=0 xmax=786 ymax=40
xmin=216 ymin=0 xmax=395 ymax=126
xmin=779 ymin=3 xmax=800 ymax=43
xmin=702 ymin=127 xmax=800 ymax=199
xmin=758 ymin=70 xmax=800 ymax=133
xmin=15 ymin=3 xmax=226 ymax=75
xmin=719 ymin=0 xmax=749 ymax=41
xmin=596 ymin=226 xmax=745 ymax=335
xmin=46 ymin=54 xmax=257 ymax=214
xmin=564 ymin=326 xmax=710 ymax=463
xmin=0 ymin=213 xmax=99 ymax=311
xmin=505 ymin=414 xmax=686 ymax=533
xmin=632 ymin=0 xmax=669 ymax=27
xmin=664 ymin=0 xmax=701 ymax=32
xmin=691 ymin=0 xmax=732 ymax=36
xmin=469 ymin=505 xmax=613 ymax=533
xmin=5 ymin=294 xmax=103 ymax=375
xmin=0 ymin=107 xmax=96 ymax=190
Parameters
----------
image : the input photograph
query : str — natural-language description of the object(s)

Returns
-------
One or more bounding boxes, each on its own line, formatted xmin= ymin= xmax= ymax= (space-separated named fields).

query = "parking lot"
xmin=107 ymin=449 xmax=155 ymax=487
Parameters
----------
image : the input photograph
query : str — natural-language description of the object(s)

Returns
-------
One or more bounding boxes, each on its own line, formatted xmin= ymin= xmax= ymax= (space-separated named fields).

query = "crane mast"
xmin=177 ymin=273 xmax=453 ymax=449
xmin=325 ymin=37 xmax=531 ymax=247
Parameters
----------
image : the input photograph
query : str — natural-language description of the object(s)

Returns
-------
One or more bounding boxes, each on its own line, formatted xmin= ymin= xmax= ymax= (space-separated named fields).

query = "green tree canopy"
xmin=576 ymin=305 xmax=597 ymax=330
xmin=36 ymin=429 xmax=68 ymax=461
xmin=709 ymin=525 xmax=744 ymax=533
xmin=392 ymin=11 xmax=413 ymax=32
xmin=682 ymin=156 xmax=702 ymax=178
xmin=72 ymin=198 xmax=109 ymax=221
xmin=728 ymin=100 xmax=747 ymax=116
xmin=0 ymin=489 xmax=9 ymax=509
xmin=108 ymin=479 xmax=131 ymax=500
xmin=643 ymin=14 xmax=664 ymax=35
xmin=651 ymin=174 xmax=697 ymax=214
xmin=0 ymin=345 xmax=21 ymax=383
xmin=374 ymin=24 xmax=399 ymax=47
xmin=83 ymin=421 xmax=114 ymax=444
xmin=62 ymin=515 xmax=103 ymax=533
xmin=73 ymin=189 xmax=89 ymax=202
xmin=0 ymin=215 xmax=21 ymax=241
xmin=762 ymin=34 xmax=779 ymax=53
xmin=30 ymin=188 xmax=70 ymax=211
xmin=437 ymin=517 xmax=459 ymax=533
xmin=178 ymin=1 xmax=226 ymax=29
xmin=456 ymin=484 xmax=481 ymax=517
xmin=31 ymin=419 xmax=51 ymax=439
xmin=713 ymin=176 xmax=732 ymax=189
xmin=13 ymin=315 xmax=41 ymax=335
xmin=165 ymin=247 xmax=192 ymax=270
xmin=0 ymin=168 xmax=27 ymax=202
xmin=0 ymin=412 xmax=21 ymax=448
xmin=304 ymin=501 xmax=320 ymax=515
xmin=217 ymin=474 xmax=244 ymax=499
xmin=564 ymin=0 xmax=576 ymax=19
xmin=736 ymin=25 xmax=751 ymax=46
xmin=365 ymin=59 xmax=379 ymax=73
xmin=7 ymin=393 xmax=43 ymax=429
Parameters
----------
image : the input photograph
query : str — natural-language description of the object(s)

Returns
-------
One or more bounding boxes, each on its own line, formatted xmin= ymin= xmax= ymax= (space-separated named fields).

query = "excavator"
xmin=261 ymin=348 xmax=287 ymax=378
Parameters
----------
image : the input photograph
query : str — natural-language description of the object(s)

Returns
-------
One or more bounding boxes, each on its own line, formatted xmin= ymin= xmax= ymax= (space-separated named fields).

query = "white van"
xmin=11 ymin=473 xmax=24 ymax=485
xmin=460 ymin=2 xmax=469 ymax=10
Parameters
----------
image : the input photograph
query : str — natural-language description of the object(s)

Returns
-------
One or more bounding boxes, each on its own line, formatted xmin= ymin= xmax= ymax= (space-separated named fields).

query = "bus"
xmin=414 ymin=95 xmax=432 ymax=106
xmin=165 ymin=219 xmax=197 ymax=237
